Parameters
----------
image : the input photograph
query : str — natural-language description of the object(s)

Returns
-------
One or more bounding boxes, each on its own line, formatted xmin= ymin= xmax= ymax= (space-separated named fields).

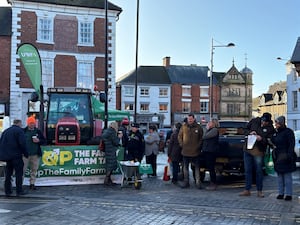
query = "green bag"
xmin=264 ymin=147 xmax=275 ymax=175
xmin=139 ymin=163 xmax=153 ymax=174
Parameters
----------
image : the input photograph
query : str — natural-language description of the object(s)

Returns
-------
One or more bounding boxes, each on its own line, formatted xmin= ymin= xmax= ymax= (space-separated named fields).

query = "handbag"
xmin=273 ymin=151 xmax=297 ymax=163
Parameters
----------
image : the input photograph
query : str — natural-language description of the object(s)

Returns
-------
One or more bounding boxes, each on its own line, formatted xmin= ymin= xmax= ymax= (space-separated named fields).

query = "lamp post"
xmin=209 ymin=38 xmax=235 ymax=119
xmin=104 ymin=0 xmax=108 ymax=129
xmin=134 ymin=0 xmax=140 ymax=123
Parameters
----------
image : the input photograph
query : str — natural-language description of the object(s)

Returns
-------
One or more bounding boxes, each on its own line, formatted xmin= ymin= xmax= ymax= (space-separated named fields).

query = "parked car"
xmin=294 ymin=130 xmax=300 ymax=167
xmin=214 ymin=120 xmax=248 ymax=176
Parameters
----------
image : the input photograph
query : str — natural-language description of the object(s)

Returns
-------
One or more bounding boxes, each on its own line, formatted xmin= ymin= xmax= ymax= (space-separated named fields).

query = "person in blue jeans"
xmin=239 ymin=112 xmax=275 ymax=198
xmin=271 ymin=116 xmax=296 ymax=201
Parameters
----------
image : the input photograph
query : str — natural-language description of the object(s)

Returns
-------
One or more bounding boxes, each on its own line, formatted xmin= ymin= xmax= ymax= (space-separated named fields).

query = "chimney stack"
xmin=163 ymin=56 xmax=171 ymax=67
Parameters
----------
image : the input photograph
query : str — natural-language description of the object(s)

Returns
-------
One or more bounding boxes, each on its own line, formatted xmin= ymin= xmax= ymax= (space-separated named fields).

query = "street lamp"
xmin=134 ymin=0 xmax=140 ymax=123
xmin=277 ymin=57 xmax=290 ymax=61
xmin=209 ymin=38 xmax=235 ymax=119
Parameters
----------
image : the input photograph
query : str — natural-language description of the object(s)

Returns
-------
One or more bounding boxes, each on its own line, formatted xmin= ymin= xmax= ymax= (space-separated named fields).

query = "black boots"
xmin=30 ymin=184 xmax=37 ymax=190
xmin=104 ymin=176 xmax=117 ymax=186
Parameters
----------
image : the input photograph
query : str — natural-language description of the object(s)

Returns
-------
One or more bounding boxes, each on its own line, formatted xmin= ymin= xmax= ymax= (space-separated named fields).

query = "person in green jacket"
xmin=178 ymin=113 xmax=203 ymax=189
xmin=23 ymin=116 xmax=46 ymax=190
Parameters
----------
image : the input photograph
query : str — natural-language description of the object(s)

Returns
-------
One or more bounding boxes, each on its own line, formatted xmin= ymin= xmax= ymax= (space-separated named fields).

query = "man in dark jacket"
xmin=239 ymin=112 xmax=275 ymax=198
xmin=0 ymin=119 xmax=28 ymax=197
xmin=127 ymin=123 xmax=145 ymax=162
xmin=118 ymin=118 xmax=129 ymax=160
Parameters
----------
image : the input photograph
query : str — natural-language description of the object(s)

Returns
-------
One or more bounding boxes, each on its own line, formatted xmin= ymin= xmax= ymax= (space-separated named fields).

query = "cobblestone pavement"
xmin=1 ymin=152 xmax=300 ymax=225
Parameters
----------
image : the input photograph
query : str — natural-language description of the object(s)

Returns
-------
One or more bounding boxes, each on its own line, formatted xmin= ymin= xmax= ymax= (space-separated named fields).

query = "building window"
xmin=124 ymin=86 xmax=134 ymax=96
xmin=182 ymin=85 xmax=191 ymax=97
xmin=293 ymin=120 xmax=297 ymax=131
xmin=293 ymin=70 xmax=298 ymax=82
xmin=159 ymin=103 xmax=168 ymax=112
xmin=37 ymin=17 xmax=53 ymax=43
xmin=77 ymin=61 xmax=93 ymax=89
xmin=230 ymin=74 xmax=239 ymax=80
xmin=140 ymin=103 xmax=149 ymax=112
xmin=42 ymin=59 xmax=53 ymax=90
xmin=140 ymin=87 xmax=149 ymax=96
xmin=200 ymin=86 xmax=209 ymax=97
xmin=293 ymin=91 xmax=298 ymax=110
xmin=246 ymin=88 xmax=251 ymax=97
xmin=227 ymin=103 xmax=241 ymax=115
xmin=124 ymin=102 xmax=134 ymax=111
xmin=78 ymin=21 xmax=93 ymax=45
xmin=200 ymin=100 xmax=209 ymax=113
xmin=159 ymin=88 xmax=168 ymax=97
xmin=182 ymin=102 xmax=191 ymax=113
xmin=228 ymin=88 xmax=240 ymax=96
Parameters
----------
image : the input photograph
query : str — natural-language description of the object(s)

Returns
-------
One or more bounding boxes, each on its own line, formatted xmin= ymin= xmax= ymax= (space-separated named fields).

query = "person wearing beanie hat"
xmin=271 ymin=115 xmax=296 ymax=201
xmin=275 ymin=116 xmax=285 ymax=126
xmin=239 ymin=112 xmax=275 ymax=198
xmin=121 ymin=117 xmax=129 ymax=126
xmin=23 ymin=116 xmax=46 ymax=190
xmin=26 ymin=116 xmax=36 ymax=125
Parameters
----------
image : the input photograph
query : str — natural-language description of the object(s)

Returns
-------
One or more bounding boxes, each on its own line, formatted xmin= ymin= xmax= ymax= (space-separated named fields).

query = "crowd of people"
xmin=111 ymin=112 xmax=298 ymax=202
xmin=0 ymin=112 xmax=297 ymax=201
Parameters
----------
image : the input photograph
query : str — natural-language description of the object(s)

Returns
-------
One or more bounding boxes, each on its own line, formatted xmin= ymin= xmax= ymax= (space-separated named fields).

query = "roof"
xmin=117 ymin=66 xmax=171 ymax=85
xmin=291 ymin=37 xmax=300 ymax=63
xmin=11 ymin=0 xmax=122 ymax=13
xmin=0 ymin=7 xmax=12 ymax=36
xmin=166 ymin=65 xmax=210 ymax=84
xmin=240 ymin=66 xmax=253 ymax=74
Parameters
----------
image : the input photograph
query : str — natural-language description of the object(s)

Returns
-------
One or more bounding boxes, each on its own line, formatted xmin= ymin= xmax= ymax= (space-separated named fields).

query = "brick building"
xmin=117 ymin=56 xmax=253 ymax=127
xmin=1 ymin=0 xmax=121 ymax=125
xmin=0 ymin=7 xmax=12 ymax=123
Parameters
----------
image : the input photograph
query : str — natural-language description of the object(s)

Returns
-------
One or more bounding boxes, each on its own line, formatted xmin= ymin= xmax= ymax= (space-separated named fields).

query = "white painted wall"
xmin=286 ymin=62 xmax=300 ymax=130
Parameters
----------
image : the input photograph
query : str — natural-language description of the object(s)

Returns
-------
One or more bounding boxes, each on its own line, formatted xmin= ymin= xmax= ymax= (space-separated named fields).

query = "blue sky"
xmin=1 ymin=0 xmax=299 ymax=97
xmin=112 ymin=0 xmax=300 ymax=97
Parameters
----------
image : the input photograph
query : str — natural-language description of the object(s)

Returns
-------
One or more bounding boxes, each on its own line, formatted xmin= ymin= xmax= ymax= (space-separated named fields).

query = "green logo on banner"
xmin=17 ymin=43 xmax=42 ymax=96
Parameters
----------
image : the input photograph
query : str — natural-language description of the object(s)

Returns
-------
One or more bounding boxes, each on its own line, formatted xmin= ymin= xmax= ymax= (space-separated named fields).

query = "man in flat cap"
xmin=127 ymin=123 xmax=145 ymax=162
xmin=239 ymin=112 xmax=275 ymax=198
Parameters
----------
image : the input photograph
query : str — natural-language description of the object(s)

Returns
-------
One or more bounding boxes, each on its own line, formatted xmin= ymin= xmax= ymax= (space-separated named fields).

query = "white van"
xmin=294 ymin=130 xmax=300 ymax=167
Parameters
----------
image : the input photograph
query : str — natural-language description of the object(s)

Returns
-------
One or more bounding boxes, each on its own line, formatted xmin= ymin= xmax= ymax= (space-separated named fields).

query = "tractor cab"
xmin=46 ymin=87 xmax=96 ymax=145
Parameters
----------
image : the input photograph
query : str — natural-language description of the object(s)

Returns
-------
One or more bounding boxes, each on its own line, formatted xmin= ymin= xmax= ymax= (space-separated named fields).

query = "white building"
xmin=286 ymin=61 xmax=299 ymax=130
